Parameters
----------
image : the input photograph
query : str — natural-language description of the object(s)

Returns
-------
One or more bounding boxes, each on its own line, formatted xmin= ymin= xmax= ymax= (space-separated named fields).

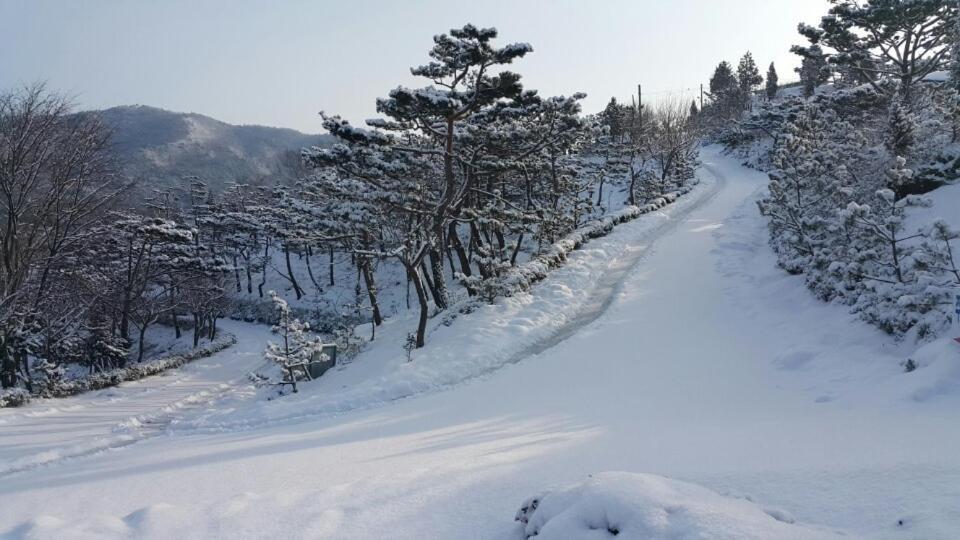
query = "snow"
xmin=515 ymin=472 xmax=841 ymax=539
xmin=0 ymin=320 xmax=271 ymax=476
xmin=2 ymin=148 xmax=960 ymax=538
xmin=903 ymin=181 xmax=960 ymax=234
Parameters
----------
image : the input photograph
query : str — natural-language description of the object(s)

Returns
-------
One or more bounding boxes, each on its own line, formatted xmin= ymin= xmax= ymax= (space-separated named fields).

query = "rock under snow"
xmin=515 ymin=472 xmax=841 ymax=539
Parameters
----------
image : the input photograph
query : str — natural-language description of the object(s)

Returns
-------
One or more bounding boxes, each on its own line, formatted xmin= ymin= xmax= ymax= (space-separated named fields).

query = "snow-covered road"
xmin=2 ymin=148 xmax=959 ymax=539
xmin=0 ymin=320 xmax=271 ymax=476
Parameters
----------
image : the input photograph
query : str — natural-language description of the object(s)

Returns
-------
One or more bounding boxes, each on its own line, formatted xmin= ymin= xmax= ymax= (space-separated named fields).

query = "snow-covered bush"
xmin=0 ymin=387 xmax=30 ymax=408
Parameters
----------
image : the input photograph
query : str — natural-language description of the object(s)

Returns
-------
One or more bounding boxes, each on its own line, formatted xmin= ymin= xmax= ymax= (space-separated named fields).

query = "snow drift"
xmin=515 ymin=472 xmax=842 ymax=539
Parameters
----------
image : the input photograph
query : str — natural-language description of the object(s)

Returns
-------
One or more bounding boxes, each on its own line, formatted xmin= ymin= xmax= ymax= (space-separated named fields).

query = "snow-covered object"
xmin=515 ymin=473 xmax=840 ymax=539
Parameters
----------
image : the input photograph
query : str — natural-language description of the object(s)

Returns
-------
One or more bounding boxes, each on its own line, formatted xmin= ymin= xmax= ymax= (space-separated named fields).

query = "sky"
xmin=1 ymin=0 xmax=830 ymax=133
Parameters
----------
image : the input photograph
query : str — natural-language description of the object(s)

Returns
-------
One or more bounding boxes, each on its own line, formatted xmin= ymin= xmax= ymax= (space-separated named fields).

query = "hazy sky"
xmin=1 ymin=0 xmax=829 ymax=133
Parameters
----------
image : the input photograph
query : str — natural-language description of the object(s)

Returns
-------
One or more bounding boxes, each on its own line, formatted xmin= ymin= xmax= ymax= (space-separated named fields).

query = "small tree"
xmin=796 ymin=45 xmax=829 ymax=97
xmin=737 ymin=51 xmax=764 ymax=103
xmin=766 ymin=63 xmax=779 ymax=100
xmin=264 ymin=291 xmax=323 ymax=393
xmin=709 ymin=61 xmax=740 ymax=117
xmin=886 ymin=100 xmax=916 ymax=162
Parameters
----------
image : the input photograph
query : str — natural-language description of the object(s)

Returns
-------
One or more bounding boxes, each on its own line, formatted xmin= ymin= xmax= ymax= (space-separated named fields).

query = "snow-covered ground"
xmin=0 ymin=320 xmax=271 ymax=477
xmin=2 ymin=147 xmax=959 ymax=539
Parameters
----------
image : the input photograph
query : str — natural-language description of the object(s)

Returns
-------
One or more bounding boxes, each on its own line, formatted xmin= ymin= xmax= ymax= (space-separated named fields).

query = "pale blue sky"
xmin=1 ymin=0 xmax=829 ymax=133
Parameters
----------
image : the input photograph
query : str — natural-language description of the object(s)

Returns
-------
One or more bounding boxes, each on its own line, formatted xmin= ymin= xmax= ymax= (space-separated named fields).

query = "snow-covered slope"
xmin=92 ymin=105 xmax=332 ymax=198
xmin=2 ymin=149 xmax=959 ymax=539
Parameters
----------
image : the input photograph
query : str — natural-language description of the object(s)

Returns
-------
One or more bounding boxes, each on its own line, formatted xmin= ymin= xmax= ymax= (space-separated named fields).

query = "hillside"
xmin=93 ymin=105 xmax=332 ymax=197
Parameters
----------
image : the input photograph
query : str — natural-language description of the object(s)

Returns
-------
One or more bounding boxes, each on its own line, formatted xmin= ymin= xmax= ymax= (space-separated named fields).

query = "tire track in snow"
xmin=0 ymin=326 xmax=271 ymax=477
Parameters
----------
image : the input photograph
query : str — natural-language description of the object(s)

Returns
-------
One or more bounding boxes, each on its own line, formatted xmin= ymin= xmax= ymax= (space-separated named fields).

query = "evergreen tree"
xmin=264 ymin=291 xmax=324 ymax=393
xmin=709 ymin=61 xmax=738 ymax=99
xmin=689 ymin=100 xmax=699 ymax=118
xmin=797 ymin=45 xmax=829 ymax=97
xmin=709 ymin=61 xmax=740 ymax=117
xmin=737 ymin=52 xmax=763 ymax=95
xmin=794 ymin=0 xmax=956 ymax=101
xmin=886 ymin=100 xmax=916 ymax=163
xmin=765 ymin=62 xmax=779 ymax=100
xmin=602 ymin=97 xmax=623 ymax=141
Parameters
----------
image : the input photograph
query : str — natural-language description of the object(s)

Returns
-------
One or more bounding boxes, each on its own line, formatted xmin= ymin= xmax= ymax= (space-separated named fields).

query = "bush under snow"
xmin=515 ymin=472 xmax=841 ymax=539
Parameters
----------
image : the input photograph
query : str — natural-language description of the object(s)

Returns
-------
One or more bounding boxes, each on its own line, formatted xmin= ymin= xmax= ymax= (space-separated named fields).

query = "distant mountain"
xmin=91 ymin=105 xmax=333 ymax=199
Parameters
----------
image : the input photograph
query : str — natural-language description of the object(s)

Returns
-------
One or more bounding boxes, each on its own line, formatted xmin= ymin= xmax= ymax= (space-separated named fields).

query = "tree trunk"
xmin=406 ymin=263 xmax=429 ymax=348
xmin=0 ymin=345 xmax=16 ymax=389
xmin=137 ymin=325 xmax=147 ymax=362
xmin=428 ymin=248 xmax=448 ymax=310
xmin=328 ymin=245 xmax=335 ymax=286
xmin=245 ymin=254 xmax=253 ymax=294
xmin=420 ymin=261 xmax=437 ymax=304
xmin=305 ymin=246 xmax=323 ymax=294
xmin=360 ymin=257 xmax=383 ymax=326
xmin=283 ymin=244 xmax=304 ymax=300
xmin=510 ymin=233 xmax=525 ymax=266
xmin=169 ymin=289 xmax=181 ymax=339
xmin=233 ymin=254 xmax=242 ymax=292
xmin=258 ymin=241 xmax=269 ymax=298
xmin=208 ymin=316 xmax=217 ymax=340
xmin=448 ymin=222 xmax=472 ymax=278
xmin=193 ymin=313 xmax=202 ymax=347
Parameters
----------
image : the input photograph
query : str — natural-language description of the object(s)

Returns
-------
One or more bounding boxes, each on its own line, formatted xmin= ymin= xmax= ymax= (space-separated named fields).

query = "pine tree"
xmin=602 ymin=97 xmax=623 ymax=141
xmin=709 ymin=61 xmax=738 ymax=99
xmin=765 ymin=62 xmax=779 ymax=100
xmin=709 ymin=61 xmax=740 ymax=117
xmin=794 ymin=0 xmax=956 ymax=101
xmin=797 ymin=45 xmax=829 ymax=97
xmin=264 ymin=291 xmax=324 ymax=393
xmin=886 ymin=100 xmax=916 ymax=163
xmin=737 ymin=52 xmax=763 ymax=94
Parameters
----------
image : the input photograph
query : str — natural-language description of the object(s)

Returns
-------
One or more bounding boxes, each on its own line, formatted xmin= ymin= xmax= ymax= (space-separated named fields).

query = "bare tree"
xmin=0 ymin=84 xmax=122 ymax=386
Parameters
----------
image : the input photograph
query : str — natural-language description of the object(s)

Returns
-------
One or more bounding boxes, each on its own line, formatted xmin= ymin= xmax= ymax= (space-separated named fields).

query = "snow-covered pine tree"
xmin=306 ymin=24 xmax=540 ymax=348
xmin=886 ymin=100 xmax=916 ymax=165
xmin=839 ymin=160 xmax=945 ymax=336
xmin=757 ymin=103 xmax=863 ymax=276
xmin=264 ymin=291 xmax=324 ymax=393
xmin=795 ymin=44 xmax=830 ymax=98
xmin=795 ymin=0 xmax=956 ymax=102
xmin=766 ymin=63 xmax=779 ymax=100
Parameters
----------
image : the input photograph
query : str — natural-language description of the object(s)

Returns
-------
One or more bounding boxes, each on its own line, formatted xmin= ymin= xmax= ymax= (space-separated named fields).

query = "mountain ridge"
xmin=87 ymin=104 xmax=333 ymax=198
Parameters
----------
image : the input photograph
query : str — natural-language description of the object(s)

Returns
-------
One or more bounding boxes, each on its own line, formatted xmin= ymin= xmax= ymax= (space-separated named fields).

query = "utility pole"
xmin=700 ymin=83 xmax=704 ymax=111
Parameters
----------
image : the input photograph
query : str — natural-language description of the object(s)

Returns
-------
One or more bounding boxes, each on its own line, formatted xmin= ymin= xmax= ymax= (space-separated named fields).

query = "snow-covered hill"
xmin=2 ymin=150 xmax=959 ymax=539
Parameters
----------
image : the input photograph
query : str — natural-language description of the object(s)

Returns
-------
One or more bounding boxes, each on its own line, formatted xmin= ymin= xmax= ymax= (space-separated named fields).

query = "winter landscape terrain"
xmin=2 ymin=1 xmax=960 ymax=538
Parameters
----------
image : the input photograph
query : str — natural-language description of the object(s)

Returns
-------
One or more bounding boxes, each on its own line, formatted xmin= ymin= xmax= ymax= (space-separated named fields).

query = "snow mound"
xmin=514 ymin=473 xmax=842 ymax=539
